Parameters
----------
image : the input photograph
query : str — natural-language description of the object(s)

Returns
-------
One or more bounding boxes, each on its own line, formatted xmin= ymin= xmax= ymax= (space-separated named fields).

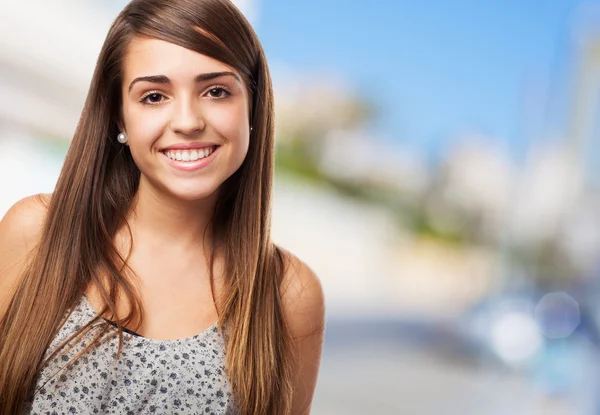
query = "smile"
xmin=162 ymin=146 xmax=217 ymax=162
xmin=160 ymin=145 xmax=219 ymax=171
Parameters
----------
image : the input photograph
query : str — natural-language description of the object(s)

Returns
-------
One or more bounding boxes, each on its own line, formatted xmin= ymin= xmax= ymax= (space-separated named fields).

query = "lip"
xmin=160 ymin=142 xmax=220 ymax=151
xmin=160 ymin=145 xmax=219 ymax=171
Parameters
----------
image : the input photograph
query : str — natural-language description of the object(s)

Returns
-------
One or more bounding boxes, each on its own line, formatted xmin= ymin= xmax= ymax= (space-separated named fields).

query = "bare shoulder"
xmin=278 ymin=246 xmax=326 ymax=339
xmin=0 ymin=194 xmax=51 ymax=313
xmin=0 ymin=193 xmax=51 ymax=249
xmin=277 ymin=247 xmax=326 ymax=414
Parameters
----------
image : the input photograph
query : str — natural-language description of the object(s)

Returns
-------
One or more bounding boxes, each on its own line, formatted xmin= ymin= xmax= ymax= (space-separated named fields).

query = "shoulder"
xmin=0 ymin=194 xmax=51 ymax=312
xmin=278 ymin=246 xmax=326 ymax=339
xmin=0 ymin=193 xmax=51 ymax=249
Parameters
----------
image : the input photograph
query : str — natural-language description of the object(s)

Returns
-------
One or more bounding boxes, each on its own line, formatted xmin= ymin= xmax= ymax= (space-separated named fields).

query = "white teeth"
xmin=164 ymin=146 xmax=215 ymax=162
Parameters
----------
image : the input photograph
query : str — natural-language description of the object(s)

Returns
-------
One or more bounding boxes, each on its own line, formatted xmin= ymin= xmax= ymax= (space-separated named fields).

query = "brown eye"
xmin=207 ymin=87 xmax=230 ymax=99
xmin=147 ymin=93 xmax=162 ymax=102
xmin=140 ymin=92 xmax=166 ymax=105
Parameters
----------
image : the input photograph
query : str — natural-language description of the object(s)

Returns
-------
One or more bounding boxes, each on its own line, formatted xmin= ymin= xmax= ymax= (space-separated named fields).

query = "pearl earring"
xmin=117 ymin=132 xmax=128 ymax=144
xmin=250 ymin=126 xmax=253 ymax=132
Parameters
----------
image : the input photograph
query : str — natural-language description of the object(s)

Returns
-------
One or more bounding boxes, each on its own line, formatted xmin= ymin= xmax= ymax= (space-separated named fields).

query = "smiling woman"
xmin=0 ymin=1 xmax=325 ymax=415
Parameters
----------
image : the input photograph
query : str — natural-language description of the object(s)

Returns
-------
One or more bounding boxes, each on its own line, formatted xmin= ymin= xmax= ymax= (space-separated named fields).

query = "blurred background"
xmin=1 ymin=0 xmax=600 ymax=413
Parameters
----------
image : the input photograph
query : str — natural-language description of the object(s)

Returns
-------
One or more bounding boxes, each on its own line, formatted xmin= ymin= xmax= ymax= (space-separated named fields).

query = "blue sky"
xmin=256 ymin=0 xmax=598 ymax=161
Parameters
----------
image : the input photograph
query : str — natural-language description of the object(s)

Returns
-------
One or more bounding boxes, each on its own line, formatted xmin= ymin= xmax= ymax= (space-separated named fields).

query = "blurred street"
xmin=312 ymin=321 xmax=575 ymax=415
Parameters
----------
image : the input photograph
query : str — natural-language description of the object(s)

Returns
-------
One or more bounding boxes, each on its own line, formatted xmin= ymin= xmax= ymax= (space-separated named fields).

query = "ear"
xmin=114 ymin=116 xmax=130 ymax=146
xmin=115 ymin=115 xmax=130 ymax=145
xmin=116 ymin=115 xmax=126 ymax=135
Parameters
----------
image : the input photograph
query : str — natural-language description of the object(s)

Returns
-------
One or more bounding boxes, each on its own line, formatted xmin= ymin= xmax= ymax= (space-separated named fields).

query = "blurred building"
xmin=0 ymin=0 xmax=112 ymax=139
xmin=0 ymin=1 xmax=115 ymax=215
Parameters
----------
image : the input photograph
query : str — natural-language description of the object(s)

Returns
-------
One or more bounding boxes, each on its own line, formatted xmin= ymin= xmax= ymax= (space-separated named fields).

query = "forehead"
xmin=122 ymin=37 xmax=238 ymax=83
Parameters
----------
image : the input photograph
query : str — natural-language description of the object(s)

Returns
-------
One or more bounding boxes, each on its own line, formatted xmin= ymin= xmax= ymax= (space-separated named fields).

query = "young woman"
xmin=0 ymin=0 xmax=325 ymax=414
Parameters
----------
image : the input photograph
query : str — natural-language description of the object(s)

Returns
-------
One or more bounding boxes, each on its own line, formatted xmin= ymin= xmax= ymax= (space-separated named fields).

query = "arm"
xmin=280 ymin=250 xmax=326 ymax=415
xmin=0 ymin=194 xmax=49 ymax=319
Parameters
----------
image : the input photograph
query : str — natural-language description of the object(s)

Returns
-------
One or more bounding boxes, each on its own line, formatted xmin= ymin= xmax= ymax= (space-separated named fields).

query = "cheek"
xmin=209 ymin=103 xmax=248 ymax=135
xmin=208 ymin=104 xmax=249 ymax=153
xmin=124 ymin=106 xmax=167 ymax=148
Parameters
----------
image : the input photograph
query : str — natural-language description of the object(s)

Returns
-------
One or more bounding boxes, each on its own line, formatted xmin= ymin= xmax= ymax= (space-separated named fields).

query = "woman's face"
xmin=120 ymin=36 xmax=251 ymax=202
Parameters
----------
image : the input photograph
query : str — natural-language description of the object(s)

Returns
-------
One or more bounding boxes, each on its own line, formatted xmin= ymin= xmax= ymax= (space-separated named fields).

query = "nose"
xmin=169 ymin=95 xmax=206 ymax=135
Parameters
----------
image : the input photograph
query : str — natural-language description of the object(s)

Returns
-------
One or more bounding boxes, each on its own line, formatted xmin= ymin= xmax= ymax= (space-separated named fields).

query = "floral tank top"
xmin=24 ymin=295 xmax=238 ymax=414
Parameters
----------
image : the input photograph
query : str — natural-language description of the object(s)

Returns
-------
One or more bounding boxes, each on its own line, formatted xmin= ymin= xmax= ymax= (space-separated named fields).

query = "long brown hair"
xmin=0 ymin=0 xmax=293 ymax=413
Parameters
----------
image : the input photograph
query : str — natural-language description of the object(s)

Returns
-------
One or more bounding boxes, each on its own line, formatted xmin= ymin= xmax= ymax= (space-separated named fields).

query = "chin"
xmin=166 ymin=184 xmax=220 ymax=203
xmin=138 ymin=164 xmax=234 ymax=204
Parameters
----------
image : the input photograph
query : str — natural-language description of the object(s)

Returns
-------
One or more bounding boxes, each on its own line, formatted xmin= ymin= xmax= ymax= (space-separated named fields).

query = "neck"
xmin=125 ymin=177 xmax=219 ymax=251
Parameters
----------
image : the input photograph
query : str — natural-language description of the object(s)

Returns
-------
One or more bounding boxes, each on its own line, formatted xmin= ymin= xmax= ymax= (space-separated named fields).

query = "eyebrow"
xmin=128 ymin=71 xmax=241 ymax=92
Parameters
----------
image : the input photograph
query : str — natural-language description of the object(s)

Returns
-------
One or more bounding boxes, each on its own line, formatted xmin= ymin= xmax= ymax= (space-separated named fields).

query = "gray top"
xmin=24 ymin=295 xmax=238 ymax=414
